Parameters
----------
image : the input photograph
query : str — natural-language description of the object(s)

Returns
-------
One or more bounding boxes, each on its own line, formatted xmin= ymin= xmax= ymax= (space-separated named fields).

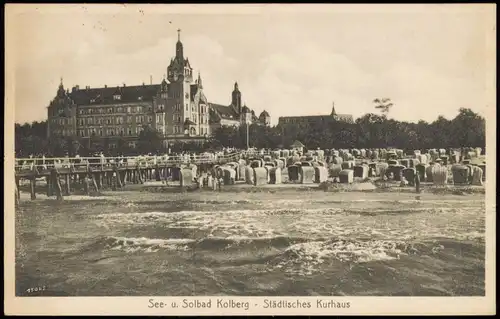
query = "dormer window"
xmin=90 ymin=98 xmax=96 ymax=103
xmin=113 ymin=94 xmax=121 ymax=100
xmin=138 ymin=96 xmax=143 ymax=101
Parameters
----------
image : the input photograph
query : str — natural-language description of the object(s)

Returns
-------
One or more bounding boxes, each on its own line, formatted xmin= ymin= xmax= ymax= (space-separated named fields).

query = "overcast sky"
xmin=6 ymin=4 xmax=496 ymax=125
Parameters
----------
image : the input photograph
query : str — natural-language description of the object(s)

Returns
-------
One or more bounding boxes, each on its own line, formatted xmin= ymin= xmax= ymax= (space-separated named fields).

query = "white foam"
xmin=104 ymin=236 xmax=195 ymax=253
xmin=91 ymin=205 xmax=484 ymax=250
xmin=275 ymin=238 xmax=405 ymax=276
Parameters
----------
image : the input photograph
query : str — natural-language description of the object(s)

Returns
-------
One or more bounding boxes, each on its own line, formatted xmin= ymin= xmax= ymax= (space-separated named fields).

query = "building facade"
xmin=278 ymin=102 xmax=354 ymax=127
xmin=46 ymin=30 xmax=270 ymax=150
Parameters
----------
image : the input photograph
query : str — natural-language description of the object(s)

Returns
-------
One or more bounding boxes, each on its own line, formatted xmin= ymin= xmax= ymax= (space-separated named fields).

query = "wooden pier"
xmin=14 ymin=152 xmax=245 ymax=202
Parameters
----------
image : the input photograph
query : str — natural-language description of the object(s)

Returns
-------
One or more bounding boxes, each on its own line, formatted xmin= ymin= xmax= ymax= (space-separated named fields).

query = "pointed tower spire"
xmin=197 ymin=71 xmax=203 ymax=89
xmin=57 ymin=77 xmax=65 ymax=97
xmin=232 ymin=81 xmax=242 ymax=113
xmin=175 ymin=28 xmax=184 ymax=60
xmin=331 ymin=101 xmax=337 ymax=116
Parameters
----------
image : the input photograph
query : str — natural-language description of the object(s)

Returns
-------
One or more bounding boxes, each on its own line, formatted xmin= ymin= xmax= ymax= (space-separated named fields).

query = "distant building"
xmin=277 ymin=102 xmax=354 ymax=126
xmin=46 ymin=29 xmax=270 ymax=151
xmin=208 ymin=82 xmax=270 ymax=130
xmin=258 ymin=110 xmax=271 ymax=127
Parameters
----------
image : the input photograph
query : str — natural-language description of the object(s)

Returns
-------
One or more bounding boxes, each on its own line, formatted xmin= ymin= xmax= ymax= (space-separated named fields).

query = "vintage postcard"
xmin=4 ymin=3 xmax=496 ymax=316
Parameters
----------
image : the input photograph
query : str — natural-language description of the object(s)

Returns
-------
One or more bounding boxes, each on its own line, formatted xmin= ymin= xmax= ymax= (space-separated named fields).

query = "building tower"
xmin=259 ymin=110 xmax=271 ymax=126
xmin=57 ymin=77 xmax=65 ymax=98
xmin=167 ymin=29 xmax=194 ymax=135
xmin=197 ymin=71 xmax=203 ymax=89
xmin=231 ymin=82 xmax=242 ymax=114
xmin=331 ymin=101 xmax=339 ymax=121
xmin=175 ymin=28 xmax=184 ymax=61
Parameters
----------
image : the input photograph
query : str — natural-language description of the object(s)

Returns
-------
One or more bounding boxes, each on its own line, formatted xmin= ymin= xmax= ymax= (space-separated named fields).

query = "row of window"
xmin=53 ymin=125 xmax=209 ymax=137
xmin=77 ymin=115 xmax=154 ymax=126
xmin=52 ymin=118 xmax=73 ymax=125
xmin=170 ymin=91 xmax=182 ymax=99
xmin=54 ymin=113 xmax=202 ymax=127
xmin=78 ymin=126 xmax=145 ymax=137
xmin=279 ymin=117 xmax=320 ymax=124
xmin=108 ymin=141 xmax=137 ymax=149
xmin=51 ymin=129 xmax=74 ymax=136
xmin=168 ymin=68 xmax=192 ymax=78
xmin=168 ymin=102 xmax=207 ymax=114
xmin=78 ymin=105 xmax=151 ymax=115
xmin=77 ymin=105 xmax=207 ymax=115
xmin=70 ymin=102 xmax=207 ymax=117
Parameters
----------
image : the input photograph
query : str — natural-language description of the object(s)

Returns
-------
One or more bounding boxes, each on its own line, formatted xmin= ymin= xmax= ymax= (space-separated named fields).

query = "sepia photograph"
xmin=5 ymin=3 xmax=496 ymax=316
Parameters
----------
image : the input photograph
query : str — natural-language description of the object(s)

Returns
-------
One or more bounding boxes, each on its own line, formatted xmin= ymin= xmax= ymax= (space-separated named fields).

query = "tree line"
xmin=211 ymin=108 xmax=485 ymax=151
xmin=15 ymin=107 xmax=485 ymax=157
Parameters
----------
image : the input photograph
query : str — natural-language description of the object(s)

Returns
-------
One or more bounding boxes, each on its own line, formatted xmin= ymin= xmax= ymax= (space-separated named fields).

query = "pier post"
xmin=163 ymin=167 xmax=169 ymax=185
xmin=15 ymin=177 xmax=21 ymax=204
xmin=113 ymin=165 xmax=123 ymax=189
xmin=137 ymin=167 xmax=144 ymax=184
xmin=29 ymin=176 xmax=36 ymax=200
xmin=106 ymin=172 xmax=111 ymax=187
xmin=94 ymin=172 xmax=101 ymax=190
xmin=64 ymin=174 xmax=71 ymax=196
xmin=120 ymin=171 xmax=126 ymax=186
xmin=83 ymin=176 xmax=90 ymax=195
xmin=111 ymin=172 xmax=117 ymax=191
xmin=99 ymin=172 xmax=104 ymax=189
xmin=46 ymin=176 xmax=53 ymax=197
xmin=91 ymin=173 xmax=99 ymax=193
xmin=155 ymin=164 xmax=161 ymax=181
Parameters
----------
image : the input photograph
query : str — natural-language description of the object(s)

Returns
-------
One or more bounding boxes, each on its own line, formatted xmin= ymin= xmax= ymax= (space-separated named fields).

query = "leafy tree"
xmin=136 ymin=125 xmax=165 ymax=154
xmin=373 ymin=98 xmax=394 ymax=116
xmin=449 ymin=108 xmax=485 ymax=148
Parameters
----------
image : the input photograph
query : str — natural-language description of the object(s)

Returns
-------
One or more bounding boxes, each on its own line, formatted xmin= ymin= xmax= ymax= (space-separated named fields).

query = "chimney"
xmin=104 ymin=85 xmax=107 ymax=88
xmin=150 ymin=75 xmax=152 ymax=85
xmin=123 ymin=83 xmax=126 ymax=87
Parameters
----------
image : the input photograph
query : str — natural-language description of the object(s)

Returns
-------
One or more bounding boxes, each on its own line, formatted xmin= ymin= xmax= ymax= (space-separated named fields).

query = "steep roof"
xmin=241 ymin=105 xmax=251 ymax=113
xmin=209 ymin=103 xmax=239 ymax=120
xmin=70 ymin=84 xmax=161 ymax=105
xmin=334 ymin=114 xmax=354 ymax=123
xmin=259 ymin=110 xmax=270 ymax=118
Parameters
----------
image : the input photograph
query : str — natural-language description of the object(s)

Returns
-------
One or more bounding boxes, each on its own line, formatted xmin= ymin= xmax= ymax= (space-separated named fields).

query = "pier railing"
xmin=14 ymin=151 xmax=249 ymax=172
